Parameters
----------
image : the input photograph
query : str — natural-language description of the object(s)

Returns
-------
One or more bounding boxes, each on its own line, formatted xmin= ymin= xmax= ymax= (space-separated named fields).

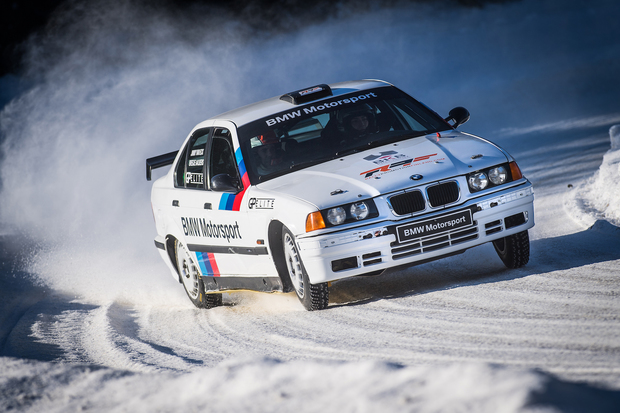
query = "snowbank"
xmin=565 ymin=125 xmax=620 ymax=229
xmin=2 ymin=357 xmax=620 ymax=413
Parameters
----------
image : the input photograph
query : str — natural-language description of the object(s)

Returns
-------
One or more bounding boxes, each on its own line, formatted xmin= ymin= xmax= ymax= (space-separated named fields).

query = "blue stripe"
xmin=238 ymin=159 xmax=247 ymax=177
xmin=196 ymin=252 xmax=208 ymax=274
xmin=225 ymin=194 xmax=235 ymax=210
xmin=219 ymin=194 xmax=230 ymax=210
xmin=235 ymin=148 xmax=247 ymax=177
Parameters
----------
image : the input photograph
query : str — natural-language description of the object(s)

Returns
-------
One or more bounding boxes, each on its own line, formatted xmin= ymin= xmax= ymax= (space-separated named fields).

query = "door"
xmin=170 ymin=127 xmax=270 ymax=278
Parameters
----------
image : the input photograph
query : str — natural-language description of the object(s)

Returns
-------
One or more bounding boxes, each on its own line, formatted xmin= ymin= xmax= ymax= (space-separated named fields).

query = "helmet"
xmin=250 ymin=129 xmax=279 ymax=148
xmin=259 ymin=130 xmax=279 ymax=145
xmin=338 ymin=104 xmax=376 ymax=135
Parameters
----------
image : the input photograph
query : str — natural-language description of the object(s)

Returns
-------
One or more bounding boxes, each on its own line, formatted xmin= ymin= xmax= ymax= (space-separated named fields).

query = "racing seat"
xmin=282 ymin=139 xmax=300 ymax=162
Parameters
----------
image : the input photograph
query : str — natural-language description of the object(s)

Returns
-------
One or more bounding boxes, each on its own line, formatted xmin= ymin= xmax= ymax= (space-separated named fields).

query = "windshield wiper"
xmin=335 ymin=135 xmax=419 ymax=158
xmin=288 ymin=158 xmax=331 ymax=172
xmin=334 ymin=147 xmax=359 ymax=157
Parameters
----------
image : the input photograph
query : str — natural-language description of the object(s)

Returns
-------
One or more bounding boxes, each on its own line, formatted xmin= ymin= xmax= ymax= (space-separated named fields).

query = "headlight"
xmin=350 ymin=202 xmax=369 ymax=220
xmin=307 ymin=199 xmax=379 ymax=231
xmin=467 ymin=163 xmax=518 ymax=193
xmin=468 ymin=172 xmax=488 ymax=191
xmin=488 ymin=166 xmax=508 ymax=185
xmin=326 ymin=207 xmax=346 ymax=225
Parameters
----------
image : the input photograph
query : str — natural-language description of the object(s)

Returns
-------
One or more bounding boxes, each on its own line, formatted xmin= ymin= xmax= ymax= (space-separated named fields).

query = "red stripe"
xmin=232 ymin=190 xmax=245 ymax=211
xmin=413 ymin=153 xmax=437 ymax=162
xmin=232 ymin=173 xmax=251 ymax=211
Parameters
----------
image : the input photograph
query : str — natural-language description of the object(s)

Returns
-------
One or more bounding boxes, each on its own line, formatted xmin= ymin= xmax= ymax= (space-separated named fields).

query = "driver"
xmin=251 ymin=130 xmax=283 ymax=175
xmin=339 ymin=104 xmax=377 ymax=140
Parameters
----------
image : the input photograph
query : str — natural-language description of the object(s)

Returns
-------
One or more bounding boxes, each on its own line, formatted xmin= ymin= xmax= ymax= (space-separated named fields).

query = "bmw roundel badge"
xmin=410 ymin=174 xmax=423 ymax=181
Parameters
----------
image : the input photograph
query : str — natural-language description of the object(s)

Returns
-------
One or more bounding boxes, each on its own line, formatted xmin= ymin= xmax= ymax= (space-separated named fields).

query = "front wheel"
xmin=282 ymin=227 xmax=328 ymax=311
xmin=175 ymin=239 xmax=222 ymax=309
xmin=492 ymin=230 xmax=530 ymax=269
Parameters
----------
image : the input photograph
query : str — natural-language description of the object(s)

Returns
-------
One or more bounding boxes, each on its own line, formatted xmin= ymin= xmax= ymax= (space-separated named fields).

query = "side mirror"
xmin=211 ymin=174 xmax=239 ymax=193
xmin=445 ymin=107 xmax=470 ymax=128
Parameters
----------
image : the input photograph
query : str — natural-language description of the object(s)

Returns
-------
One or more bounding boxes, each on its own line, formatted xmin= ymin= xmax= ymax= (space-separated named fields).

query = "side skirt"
xmin=202 ymin=276 xmax=284 ymax=293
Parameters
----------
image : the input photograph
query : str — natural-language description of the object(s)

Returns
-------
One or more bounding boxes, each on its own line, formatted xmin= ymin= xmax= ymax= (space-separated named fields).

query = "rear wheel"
xmin=493 ymin=230 xmax=530 ymax=269
xmin=282 ymin=227 xmax=328 ymax=311
xmin=175 ymin=239 xmax=222 ymax=309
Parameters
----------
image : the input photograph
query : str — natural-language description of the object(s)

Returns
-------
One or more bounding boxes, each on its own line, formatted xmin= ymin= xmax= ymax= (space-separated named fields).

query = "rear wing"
xmin=146 ymin=151 xmax=178 ymax=181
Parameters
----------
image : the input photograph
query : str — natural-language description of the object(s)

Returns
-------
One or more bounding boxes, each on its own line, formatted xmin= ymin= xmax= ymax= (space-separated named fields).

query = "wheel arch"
xmin=165 ymin=235 xmax=182 ymax=283
xmin=268 ymin=220 xmax=294 ymax=293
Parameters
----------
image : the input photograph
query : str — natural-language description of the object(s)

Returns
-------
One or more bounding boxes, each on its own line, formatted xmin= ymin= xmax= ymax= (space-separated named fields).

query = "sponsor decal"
xmin=299 ymin=86 xmax=323 ymax=96
xmin=266 ymin=92 xmax=379 ymax=126
xmin=186 ymin=172 xmax=204 ymax=185
xmin=181 ymin=217 xmax=242 ymax=243
xmin=218 ymin=147 xmax=251 ymax=211
xmin=360 ymin=153 xmax=441 ymax=179
xmin=248 ymin=198 xmax=275 ymax=209
xmin=190 ymin=149 xmax=204 ymax=156
xmin=195 ymin=252 xmax=220 ymax=277
xmin=364 ymin=150 xmax=409 ymax=165
xmin=412 ymin=153 xmax=437 ymax=162
xmin=396 ymin=210 xmax=472 ymax=243
xmin=188 ymin=158 xmax=204 ymax=167
xmin=361 ymin=159 xmax=413 ymax=179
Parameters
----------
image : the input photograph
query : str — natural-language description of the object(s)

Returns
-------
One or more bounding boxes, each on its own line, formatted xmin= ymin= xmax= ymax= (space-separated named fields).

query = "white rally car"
xmin=146 ymin=80 xmax=534 ymax=311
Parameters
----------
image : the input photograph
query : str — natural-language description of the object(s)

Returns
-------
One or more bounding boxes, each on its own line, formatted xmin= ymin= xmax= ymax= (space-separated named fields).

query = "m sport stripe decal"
xmin=218 ymin=147 xmax=251 ymax=211
xmin=195 ymin=252 xmax=220 ymax=277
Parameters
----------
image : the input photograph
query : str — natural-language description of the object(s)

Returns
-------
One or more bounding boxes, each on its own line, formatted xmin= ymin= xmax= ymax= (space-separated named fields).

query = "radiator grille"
xmin=427 ymin=181 xmax=459 ymax=207
xmin=389 ymin=190 xmax=425 ymax=215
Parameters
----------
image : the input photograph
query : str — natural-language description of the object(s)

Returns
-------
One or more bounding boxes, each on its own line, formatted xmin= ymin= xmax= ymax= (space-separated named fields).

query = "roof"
xmin=207 ymin=79 xmax=393 ymax=128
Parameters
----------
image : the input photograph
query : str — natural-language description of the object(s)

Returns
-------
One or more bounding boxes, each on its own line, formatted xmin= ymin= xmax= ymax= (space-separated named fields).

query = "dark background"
xmin=0 ymin=0 xmax=511 ymax=77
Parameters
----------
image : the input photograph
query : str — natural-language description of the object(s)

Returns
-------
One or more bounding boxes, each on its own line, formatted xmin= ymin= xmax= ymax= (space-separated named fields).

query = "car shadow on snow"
xmin=328 ymin=221 xmax=620 ymax=307
xmin=524 ymin=371 xmax=620 ymax=413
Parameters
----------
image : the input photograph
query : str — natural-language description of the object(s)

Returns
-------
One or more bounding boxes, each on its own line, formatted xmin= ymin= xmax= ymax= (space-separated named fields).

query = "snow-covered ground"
xmin=1 ymin=0 xmax=620 ymax=411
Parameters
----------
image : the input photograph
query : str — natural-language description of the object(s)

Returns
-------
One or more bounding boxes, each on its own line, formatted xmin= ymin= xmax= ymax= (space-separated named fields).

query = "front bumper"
xmin=296 ymin=182 xmax=535 ymax=284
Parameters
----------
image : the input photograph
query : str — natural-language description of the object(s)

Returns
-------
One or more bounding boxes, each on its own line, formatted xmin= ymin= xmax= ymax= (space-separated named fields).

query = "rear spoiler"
xmin=146 ymin=151 xmax=178 ymax=181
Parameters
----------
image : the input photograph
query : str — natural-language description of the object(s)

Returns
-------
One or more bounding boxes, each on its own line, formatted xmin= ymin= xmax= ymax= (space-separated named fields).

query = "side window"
xmin=175 ymin=128 xmax=211 ymax=189
xmin=209 ymin=128 xmax=241 ymax=188
xmin=390 ymin=99 xmax=441 ymax=132
xmin=174 ymin=145 xmax=188 ymax=187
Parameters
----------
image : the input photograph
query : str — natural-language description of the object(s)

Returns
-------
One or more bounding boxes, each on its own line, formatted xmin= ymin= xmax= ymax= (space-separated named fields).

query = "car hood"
xmin=258 ymin=131 xmax=509 ymax=209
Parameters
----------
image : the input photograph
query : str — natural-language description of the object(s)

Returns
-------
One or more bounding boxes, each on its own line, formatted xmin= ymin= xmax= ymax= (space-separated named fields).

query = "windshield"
xmin=238 ymin=86 xmax=451 ymax=184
